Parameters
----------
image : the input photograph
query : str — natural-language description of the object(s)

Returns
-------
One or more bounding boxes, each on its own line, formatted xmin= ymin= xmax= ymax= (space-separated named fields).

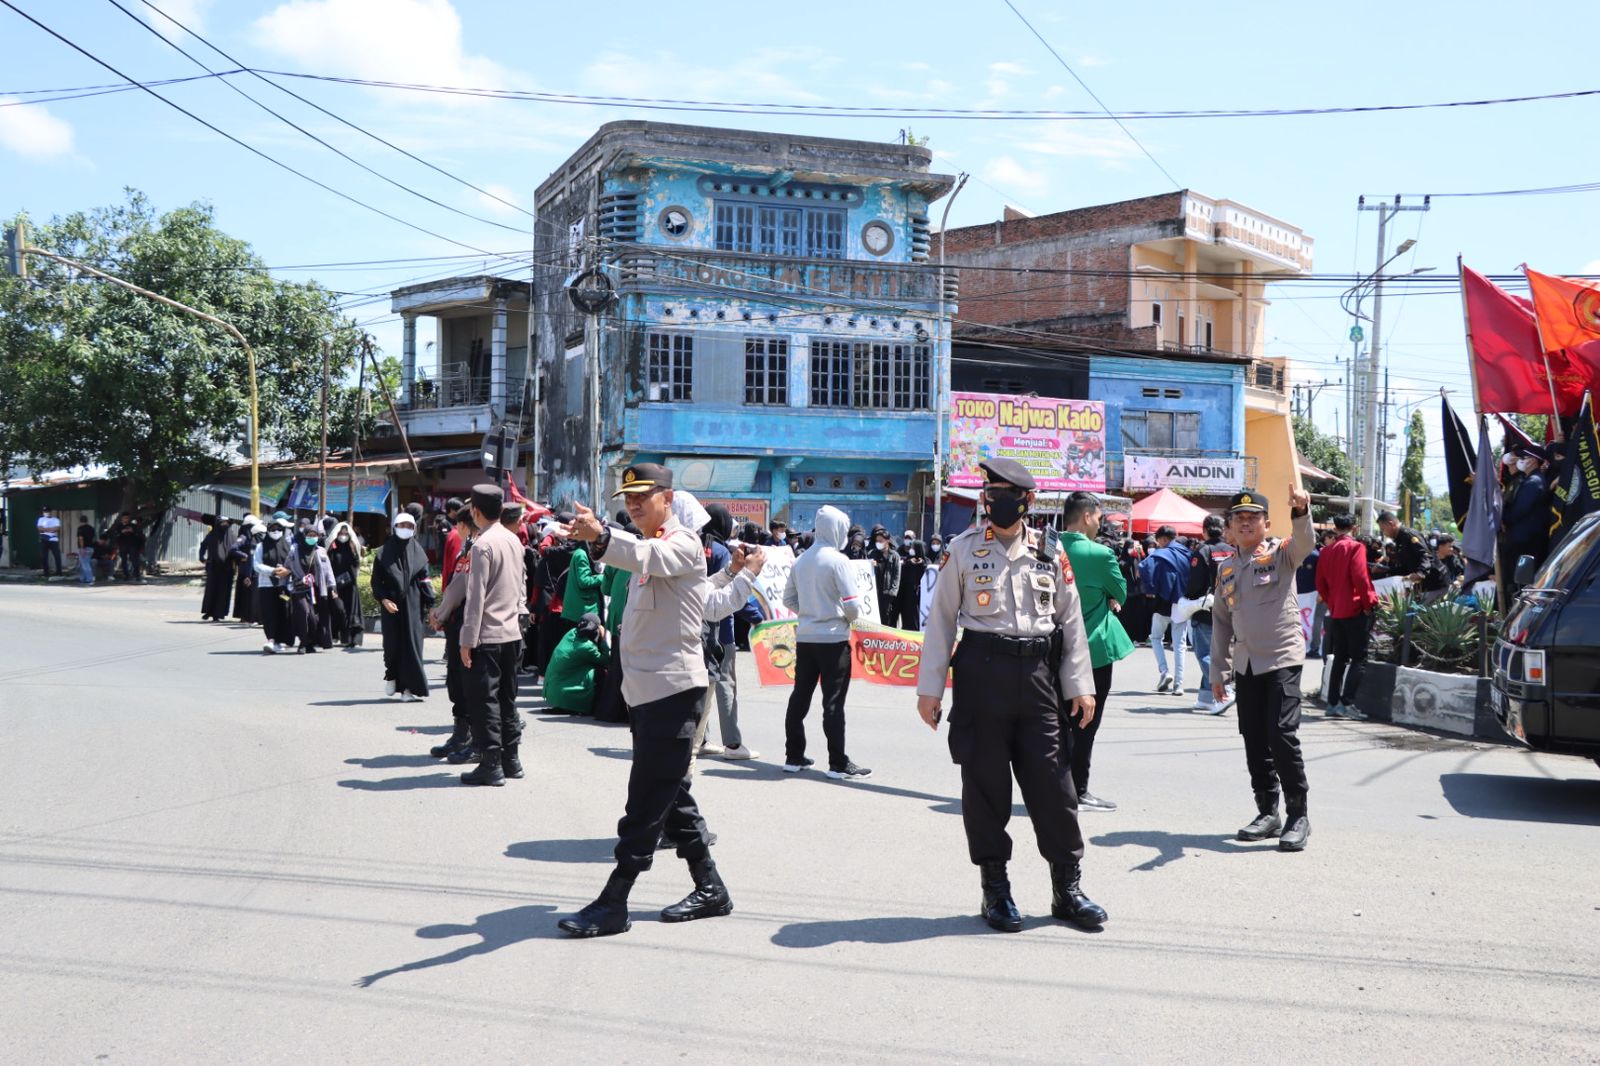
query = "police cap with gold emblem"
xmin=978 ymin=457 xmax=1036 ymax=492
xmin=613 ymin=462 xmax=673 ymax=496
xmin=1227 ymin=488 xmax=1268 ymax=514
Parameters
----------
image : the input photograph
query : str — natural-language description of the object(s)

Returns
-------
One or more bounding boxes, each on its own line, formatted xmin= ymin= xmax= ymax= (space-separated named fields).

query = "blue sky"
xmin=5 ymin=0 xmax=1599 ymax=495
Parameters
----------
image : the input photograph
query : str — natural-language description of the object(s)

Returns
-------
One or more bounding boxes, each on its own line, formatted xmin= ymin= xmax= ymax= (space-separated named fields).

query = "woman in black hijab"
xmin=231 ymin=517 xmax=260 ymax=624
xmin=286 ymin=524 xmax=337 ymax=652
xmin=371 ymin=511 xmax=433 ymax=701
xmin=198 ymin=517 xmax=237 ymax=621
xmin=327 ymin=520 xmax=364 ymax=648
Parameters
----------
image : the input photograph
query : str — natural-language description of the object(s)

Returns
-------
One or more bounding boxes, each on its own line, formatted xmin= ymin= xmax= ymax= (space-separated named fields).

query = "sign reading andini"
xmin=1124 ymin=454 xmax=1245 ymax=493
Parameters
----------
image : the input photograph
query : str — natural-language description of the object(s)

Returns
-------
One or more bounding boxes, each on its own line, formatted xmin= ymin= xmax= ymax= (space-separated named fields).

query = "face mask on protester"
xmin=267 ymin=530 xmax=283 ymax=541
xmin=1519 ymin=457 xmax=1540 ymax=474
xmin=337 ymin=535 xmax=349 ymax=544
xmin=985 ymin=488 xmax=1028 ymax=529
xmin=304 ymin=536 xmax=319 ymax=547
xmin=395 ymin=527 xmax=415 ymax=540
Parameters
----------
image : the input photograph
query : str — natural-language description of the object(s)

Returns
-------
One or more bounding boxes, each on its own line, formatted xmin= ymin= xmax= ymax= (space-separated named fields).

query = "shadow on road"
xmin=344 ymin=754 xmax=441 ymax=769
xmin=337 ymin=773 xmax=460 ymax=792
xmin=310 ymin=698 xmax=408 ymax=707
xmin=1439 ymin=771 xmax=1600 ymax=826
xmin=1090 ymin=829 xmax=1280 ymax=872
xmin=771 ymin=914 xmax=1006 ymax=947
xmin=504 ymin=838 xmax=614 ymax=864
xmin=354 ymin=904 xmax=562 ymax=987
xmin=396 ymin=724 xmax=453 ymax=735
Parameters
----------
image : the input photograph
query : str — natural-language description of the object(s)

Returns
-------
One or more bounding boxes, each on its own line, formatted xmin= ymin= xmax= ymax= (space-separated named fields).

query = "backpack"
xmin=1143 ymin=545 xmax=1191 ymax=603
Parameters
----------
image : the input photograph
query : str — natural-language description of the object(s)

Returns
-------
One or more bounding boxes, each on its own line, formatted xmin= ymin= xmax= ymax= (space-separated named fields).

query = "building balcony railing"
xmin=402 ymin=374 xmax=527 ymax=413
xmin=612 ymin=247 xmax=956 ymax=308
xmin=1245 ymin=361 xmax=1286 ymax=393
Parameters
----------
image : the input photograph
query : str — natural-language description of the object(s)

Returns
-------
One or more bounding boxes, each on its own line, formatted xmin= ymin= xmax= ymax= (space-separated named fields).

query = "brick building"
xmin=943 ymin=191 xmax=1313 ymax=500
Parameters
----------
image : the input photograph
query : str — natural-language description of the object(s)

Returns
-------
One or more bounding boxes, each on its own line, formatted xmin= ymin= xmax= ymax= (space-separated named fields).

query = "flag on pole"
xmin=1525 ymin=268 xmax=1600 ymax=355
xmin=1495 ymin=413 xmax=1543 ymax=457
xmin=1441 ymin=394 xmax=1476 ymax=528
xmin=1549 ymin=391 xmax=1600 ymax=550
xmin=1462 ymin=265 xmax=1569 ymax=414
xmin=1459 ymin=418 xmax=1502 ymax=585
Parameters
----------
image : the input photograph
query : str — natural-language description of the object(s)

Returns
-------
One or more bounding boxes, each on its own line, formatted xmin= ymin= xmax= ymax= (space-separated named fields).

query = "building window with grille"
xmin=715 ymin=202 xmax=845 ymax=260
xmin=810 ymin=339 xmax=930 ymax=410
xmin=646 ymin=333 xmax=693 ymax=402
xmin=744 ymin=337 xmax=789 ymax=405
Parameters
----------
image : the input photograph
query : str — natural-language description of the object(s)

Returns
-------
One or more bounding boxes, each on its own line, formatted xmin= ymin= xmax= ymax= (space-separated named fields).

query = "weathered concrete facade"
xmin=533 ymin=121 xmax=954 ymax=532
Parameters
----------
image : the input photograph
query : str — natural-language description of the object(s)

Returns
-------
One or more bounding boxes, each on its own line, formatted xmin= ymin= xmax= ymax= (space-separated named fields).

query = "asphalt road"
xmin=2 ymin=581 xmax=1597 ymax=1065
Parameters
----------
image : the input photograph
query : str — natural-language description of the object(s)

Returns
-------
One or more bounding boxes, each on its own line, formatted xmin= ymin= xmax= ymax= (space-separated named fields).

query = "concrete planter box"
xmin=363 ymin=615 xmax=382 ymax=634
xmin=1338 ymin=661 xmax=1397 ymax=722
xmin=1391 ymin=666 xmax=1483 ymax=737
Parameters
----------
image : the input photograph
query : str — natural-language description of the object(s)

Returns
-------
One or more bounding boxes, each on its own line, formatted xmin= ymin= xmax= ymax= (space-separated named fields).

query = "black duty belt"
xmin=963 ymin=630 xmax=1051 ymax=658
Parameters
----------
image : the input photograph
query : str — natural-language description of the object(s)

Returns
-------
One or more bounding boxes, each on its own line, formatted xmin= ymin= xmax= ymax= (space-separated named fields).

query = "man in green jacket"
xmin=1060 ymin=491 xmax=1135 ymax=812
xmin=562 ymin=542 xmax=605 ymax=623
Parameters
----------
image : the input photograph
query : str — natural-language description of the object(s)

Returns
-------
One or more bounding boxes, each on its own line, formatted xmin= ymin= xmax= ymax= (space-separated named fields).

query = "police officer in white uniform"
xmin=916 ymin=458 xmax=1107 ymax=932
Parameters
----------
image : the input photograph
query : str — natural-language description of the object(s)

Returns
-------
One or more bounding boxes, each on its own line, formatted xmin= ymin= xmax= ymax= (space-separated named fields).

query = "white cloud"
xmin=0 ymin=99 xmax=75 ymax=159
xmin=1076 ymin=54 xmax=1109 ymax=68
xmin=1583 ymin=259 xmax=1600 ymax=275
xmin=476 ymin=183 xmax=521 ymax=215
xmin=141 ymin=0 xmax=212 ymax=31
xmin=254 ymin=0 xmax=512 ymax=98
xmin=989 ymin=61 xmax=1031 ymax=77
xmin=982 ymin=155 xmax=1050 ymax=200
xmin=581 ymin=48 xmax=826 ymax=103
xmin=1018 ymin=125 xmax=1144 ymax=162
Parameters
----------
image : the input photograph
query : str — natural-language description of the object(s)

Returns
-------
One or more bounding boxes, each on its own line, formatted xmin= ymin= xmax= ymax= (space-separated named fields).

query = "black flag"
xmin=1549 ymin=391 xmax=1600 ymax=550
xmin=1441 ymin=394 xmax=1476 ymax=529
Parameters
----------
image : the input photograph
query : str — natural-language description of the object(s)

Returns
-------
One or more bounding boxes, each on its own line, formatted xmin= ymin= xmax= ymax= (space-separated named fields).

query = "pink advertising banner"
xmin=948 ymin=391 xmax=1107 ymax=493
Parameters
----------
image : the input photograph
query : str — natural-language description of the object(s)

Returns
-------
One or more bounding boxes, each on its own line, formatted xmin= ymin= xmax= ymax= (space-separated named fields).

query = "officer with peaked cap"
xmin=1210 ymin=485 xmax=1316 ymax=851
xmin=916 ymin=456 xmax=1107 ymax=932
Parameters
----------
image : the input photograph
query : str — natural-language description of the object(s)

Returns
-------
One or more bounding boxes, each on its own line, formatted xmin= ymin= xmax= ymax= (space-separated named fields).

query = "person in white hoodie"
xmin=781 ymin=505 xmax=871 ymax=780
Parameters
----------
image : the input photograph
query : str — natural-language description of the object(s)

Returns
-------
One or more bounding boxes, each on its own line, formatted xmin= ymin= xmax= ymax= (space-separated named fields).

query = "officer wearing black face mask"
xmin=915 ymin=457 xmax=1106 ymax=934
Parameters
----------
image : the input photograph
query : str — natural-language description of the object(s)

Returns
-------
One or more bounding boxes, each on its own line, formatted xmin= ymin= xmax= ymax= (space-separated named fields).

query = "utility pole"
xmin=932 ymin=172 xmax=969 ymax=539
xmin=318 ymin=337 xmax=330 ymax=520
xmin=1355 ymin=195 xmax=1429 ymax=527
xmin=347 ymin=346 xmax=362 ymax=524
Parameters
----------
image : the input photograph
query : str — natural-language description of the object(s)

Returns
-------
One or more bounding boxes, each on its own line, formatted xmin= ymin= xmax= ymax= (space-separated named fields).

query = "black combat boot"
xmin=501 ymin=743 xmax=525 ymax=780
xmin=1237 ymin=790 xmax=1283 ymax=841
xmin=1279 ymin=794 xmax=1310 ymax=852
xmin=460 ymin=748 xmax=505 ymax=786
xmin=446 ymin=743 xmax=479 ymax=765
xmin=979 ymin=861 xmax=1024 ymax=932
xmin=660 ymin=856 xmax=733 ymax=923
xmin=558 ymin=869 xmax=635 ymax=938
xmin=429 ymin=722 xmax=470 ymax=759
xmin=1050 ymin=862 xmax=1108 ymax=929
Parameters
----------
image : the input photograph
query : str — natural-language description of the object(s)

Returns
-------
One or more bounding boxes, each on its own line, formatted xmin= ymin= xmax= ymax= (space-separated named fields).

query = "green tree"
xmin=1399 ymin=409 xmax=1429 ymax=526
xmin=0 ymin=191 xmax=369 ymax=509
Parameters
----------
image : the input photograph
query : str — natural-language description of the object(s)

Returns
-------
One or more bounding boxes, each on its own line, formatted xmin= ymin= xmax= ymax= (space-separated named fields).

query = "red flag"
xmin=1463 ymin=265 xmax=1572 ymax=415
xmin=1525 ymin=267 xmax=1600 ymax=403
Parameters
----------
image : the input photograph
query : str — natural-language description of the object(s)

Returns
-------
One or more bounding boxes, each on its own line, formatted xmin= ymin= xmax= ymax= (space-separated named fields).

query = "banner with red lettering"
xmin=749 ymin=620 xmax=952 ymax=688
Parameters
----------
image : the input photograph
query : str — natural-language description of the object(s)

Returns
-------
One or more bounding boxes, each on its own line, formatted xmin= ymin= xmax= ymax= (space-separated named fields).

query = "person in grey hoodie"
xmin=782 ymin=505 xmax=872 ymax=779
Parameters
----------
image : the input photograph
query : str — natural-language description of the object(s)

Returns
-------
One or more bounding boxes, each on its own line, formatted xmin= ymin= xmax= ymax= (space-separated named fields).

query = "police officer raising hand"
xmin=916 ymin=457 xmax=1106 ymax=935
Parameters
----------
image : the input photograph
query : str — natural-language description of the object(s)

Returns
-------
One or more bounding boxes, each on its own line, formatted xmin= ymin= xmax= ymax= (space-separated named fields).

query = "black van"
xmin=1492 ymin=511 xmax=1600 ymax=767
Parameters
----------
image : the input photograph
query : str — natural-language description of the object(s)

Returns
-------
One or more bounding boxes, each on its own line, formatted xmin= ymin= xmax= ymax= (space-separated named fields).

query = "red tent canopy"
xmin=1129 ymin=488 xmax=1212 ymax=536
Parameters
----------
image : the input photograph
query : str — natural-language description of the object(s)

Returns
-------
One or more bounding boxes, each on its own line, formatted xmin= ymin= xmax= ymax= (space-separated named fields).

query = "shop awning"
xmin=1298 ymin=458 xmax=1341 ymax=482
xmin=1130 ymin=487 xmax=1212 ymax=535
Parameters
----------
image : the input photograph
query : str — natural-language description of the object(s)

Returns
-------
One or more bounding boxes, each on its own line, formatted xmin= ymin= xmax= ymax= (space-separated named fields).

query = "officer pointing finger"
xmin=916 ymin=457 xmax=1107 ymax=934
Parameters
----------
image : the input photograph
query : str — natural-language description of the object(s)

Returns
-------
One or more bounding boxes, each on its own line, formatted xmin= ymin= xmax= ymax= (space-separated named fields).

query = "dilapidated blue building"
xmin=533 ymin=121 xmax=955 ymax=533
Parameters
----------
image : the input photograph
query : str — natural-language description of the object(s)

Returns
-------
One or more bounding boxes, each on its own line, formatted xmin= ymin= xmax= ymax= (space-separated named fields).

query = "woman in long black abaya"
xmin=371 ymin=511 xmax=433 ymax=701
xmin=327 ymin=521 xmax=364 ymax=648
xmin=199 ymin=518 xmax=237 ymax=621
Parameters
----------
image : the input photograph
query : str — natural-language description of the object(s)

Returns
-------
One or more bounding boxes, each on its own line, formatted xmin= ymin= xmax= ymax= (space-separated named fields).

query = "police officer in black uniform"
xmin=916 ymin=458 xmax=1107 ymax=932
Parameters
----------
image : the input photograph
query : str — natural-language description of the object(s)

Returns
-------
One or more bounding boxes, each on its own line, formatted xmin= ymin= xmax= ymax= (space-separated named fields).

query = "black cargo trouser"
xmin=1235 ymin=664 xmax=1308 ymax=801
xmin=785 ymin=640 xmax=852 ymax=770
xmin=444 ymin=622 xmax=468 ymax=727
xmin=257 ymin=586 xmax=288 ymax=645
xmin=615 ymin=686 xmax=714 ymax=876
xmin=1067 ymin=663 xmax=1114 ymax=797
xmin=948 ymin=641 xmax=1085 ymax=867
xmin=1324 ymin=613 xmax=1372 ymax=706
xmin=466 ymin=639 xmax=523 ymax=755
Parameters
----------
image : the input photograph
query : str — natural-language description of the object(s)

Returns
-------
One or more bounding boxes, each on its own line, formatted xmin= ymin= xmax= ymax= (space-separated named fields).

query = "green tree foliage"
xmin=1399 ymin=409 xmax=1430 ymax=526
xmin=1292 ymin=414 xmax=1352 ymax=496
xmin=0 ymin=191 xmax=370 ymax=508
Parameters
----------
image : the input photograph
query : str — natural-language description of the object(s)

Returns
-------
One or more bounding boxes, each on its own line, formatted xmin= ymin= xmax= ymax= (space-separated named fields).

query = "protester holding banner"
xmin=916 ymin=458 xmax=1105 ymax=934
